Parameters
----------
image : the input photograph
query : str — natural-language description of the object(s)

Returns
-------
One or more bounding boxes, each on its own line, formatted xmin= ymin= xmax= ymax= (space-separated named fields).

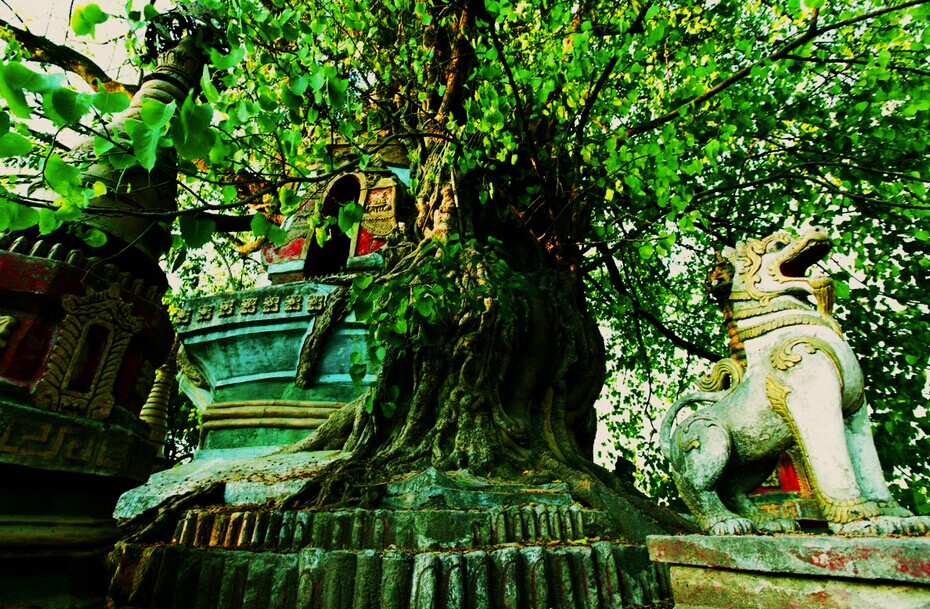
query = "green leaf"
xmin=834 ymin=280 xmax=850 ymax=300
xmin=71 ymin=4 xmax=109 ymax=37
xmin=380 ymin=400 xmax=397 ymax=417
xmin=309 ymin=67 xmax=327 ymax=93
xmin=0 ymin=62 xmax=59 ymax=118
xmin=12 ymin=206 xmax=38 ymax=230
xmin=201 ymin=65 xmax=220 ymax=103
xmin=93 ymin=135 xmax=117 ymax=157
xmin=38 ymin=208 xmax=62 ymax=235
xmin=171 ymin=96 xmax=216 ymax=160
xmin=125 ymin=118 xmax=160 ymax=171
xmin=44 ymin=88 xmax=91 ymax=125
xmin=251 ymin=213 xmax=271 ymax=237
xmin=353 ymin=274 xmax=374 ymax=291
xmin=414 ymin=2 xmax=432 ymax=25
xmin=143 ymin=3 xmax=158 ymax=20
xmin=349 ymin=362 xmax=367 ymax=384
xmin=209 ymin=46 xmax=246 ymax=71
xmin=413 ymin=296 xmax=434 ymax=318
xmin=0 ymin=132 xmax=32 ymax=157
xmin=0 ymin=111 xmax=9 ymax=134
xmin=178 ymin=214 xmax=216 ymax=248
xmin=43 ymin=154 xmax=81 ymax=195
xmin=337 ymin=201 xmax=364 ymax=234
xmin=140 ymin=99 xmax=175 ymax=130
xmin=326 ymin=73 xmax=348 ymax=108
xmin=268 ymin=225 xmax=288 ymax=246
xmin=81 ymin=227 xmax=107 ymax=247
xmin=91 ymin=90 xmax=130 ymax=114
xmin=289 ymin=74 xmax=309 ymax=95
xmin=250 ymin=213 xmax=286 ymax=244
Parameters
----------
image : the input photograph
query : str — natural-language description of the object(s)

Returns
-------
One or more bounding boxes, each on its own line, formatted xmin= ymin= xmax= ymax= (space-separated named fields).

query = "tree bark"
xmin=0 ymin=18 xmax=136 ymax=95
xmin=287 ymin=142 xmax=693 ymax=540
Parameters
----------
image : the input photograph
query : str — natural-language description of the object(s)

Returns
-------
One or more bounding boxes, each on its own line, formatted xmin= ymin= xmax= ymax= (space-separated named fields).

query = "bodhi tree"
xmin=0 ymin=0 xmax=927 ymax=535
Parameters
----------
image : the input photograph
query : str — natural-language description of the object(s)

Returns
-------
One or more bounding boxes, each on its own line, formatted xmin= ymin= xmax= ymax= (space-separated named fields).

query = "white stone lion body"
xmin=661 ymin=229 xmax=926 ymax=535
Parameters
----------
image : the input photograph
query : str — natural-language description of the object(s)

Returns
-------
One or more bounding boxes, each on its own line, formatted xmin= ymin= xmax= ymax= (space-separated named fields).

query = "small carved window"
xmin=303 ymin=175 xmax=360 ymax=277
xmin=66 ymin=323 xmax=112 ymax=393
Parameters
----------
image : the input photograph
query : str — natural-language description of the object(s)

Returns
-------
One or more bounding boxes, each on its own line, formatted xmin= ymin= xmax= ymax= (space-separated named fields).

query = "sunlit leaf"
xmin=70 ymin=3 xmax=109 ymax=37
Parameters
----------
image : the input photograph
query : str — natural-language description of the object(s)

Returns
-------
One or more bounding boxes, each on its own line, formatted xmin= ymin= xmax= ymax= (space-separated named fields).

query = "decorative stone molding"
xmin=262 ymin=295 xmax=281 ymax=314
xmin=33 ymin=285 xmax=143 ymax=420
xmin=197 ymin=305 xmax=214 ymax=322
xmin=0 ymin=315 xmax=17 ymax=350
xmin=0 ymin=404 xmax=155 ymax=480
xmin=218 ymin=300 xmax=236 ymax=317
xmin=306 ymin=294 xmax=326 ymax=314
xmin=284 ymin=294 xmax=303 ymax=312
xmin=240 ymin=297 xmax=258 ymax=315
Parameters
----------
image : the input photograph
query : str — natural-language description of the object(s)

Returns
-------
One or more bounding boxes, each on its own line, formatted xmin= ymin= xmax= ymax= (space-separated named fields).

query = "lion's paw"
xmin=895 ymin=516 xmax=930 ymax=535
xmin=755 ymin=517 xmax=799 ymax=534
xmin=708 ymin=517 xmax=755 ymax=535
xmin=830 ymin=516 xmax=905 ymax=536
xmin=877 ymin=500 xmax=914 ymax=519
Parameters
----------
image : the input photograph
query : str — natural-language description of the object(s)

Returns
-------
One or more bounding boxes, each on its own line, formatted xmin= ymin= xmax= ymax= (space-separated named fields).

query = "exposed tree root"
xmin=280 ymin=234 xmax=693 ymax=539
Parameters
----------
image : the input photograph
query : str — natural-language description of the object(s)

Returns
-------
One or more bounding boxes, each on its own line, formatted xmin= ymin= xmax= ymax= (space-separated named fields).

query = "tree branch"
xmin=594 ymin=242 xmax=721 ymax=362
xmin=0 ymin=17 xmax=137 ymax=95
xmin=626 ymin=0 xmax=930 ymax=138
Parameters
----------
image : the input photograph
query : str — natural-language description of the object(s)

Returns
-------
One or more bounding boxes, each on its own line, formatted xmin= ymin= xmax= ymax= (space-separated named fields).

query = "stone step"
xmin=110 ymin=541 xmax=667 ymax=609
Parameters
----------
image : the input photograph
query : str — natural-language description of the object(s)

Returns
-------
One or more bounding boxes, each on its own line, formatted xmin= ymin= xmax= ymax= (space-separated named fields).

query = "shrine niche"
xmin=749 ymin=449 xmax=824 ymax=521
xmin=261 ymin=171 xmax=406 ymax=284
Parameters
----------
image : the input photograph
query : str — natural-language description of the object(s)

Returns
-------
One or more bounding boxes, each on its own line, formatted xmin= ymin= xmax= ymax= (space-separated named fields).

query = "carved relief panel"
xmin=34 ymin=285 xmax=143 ymax=420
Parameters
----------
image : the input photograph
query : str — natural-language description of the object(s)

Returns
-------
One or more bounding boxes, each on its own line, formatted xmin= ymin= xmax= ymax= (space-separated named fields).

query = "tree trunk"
xmin=293 ymin=143 xmax=692 ymax=540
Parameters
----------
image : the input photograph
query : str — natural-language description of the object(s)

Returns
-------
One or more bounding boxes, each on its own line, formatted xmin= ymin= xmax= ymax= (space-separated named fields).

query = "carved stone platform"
xmin=110 ymin=467 xmax=671 ymax=608
xmin=648 ymin=534 xmax=930 ymax=609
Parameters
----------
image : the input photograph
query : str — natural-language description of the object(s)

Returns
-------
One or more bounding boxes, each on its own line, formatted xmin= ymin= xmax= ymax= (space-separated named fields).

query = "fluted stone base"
xmin=110 ymin=505 xmax=670 ymax=608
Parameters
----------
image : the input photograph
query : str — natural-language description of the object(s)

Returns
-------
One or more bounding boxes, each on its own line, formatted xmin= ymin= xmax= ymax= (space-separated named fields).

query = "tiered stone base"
xmin=110 ymin=504 xmax=670 ymax=608
xmin=648 ymin=534 xmax=930 ymax=609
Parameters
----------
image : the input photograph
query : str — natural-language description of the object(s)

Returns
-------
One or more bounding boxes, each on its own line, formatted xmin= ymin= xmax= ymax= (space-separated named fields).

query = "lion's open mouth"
xmin=779 ymin=233 xmax=832 ymax=279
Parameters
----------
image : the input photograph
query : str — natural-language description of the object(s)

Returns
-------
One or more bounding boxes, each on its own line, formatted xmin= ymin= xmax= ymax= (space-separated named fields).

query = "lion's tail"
xmin=659 ymin=391 xmax=728 ymax=461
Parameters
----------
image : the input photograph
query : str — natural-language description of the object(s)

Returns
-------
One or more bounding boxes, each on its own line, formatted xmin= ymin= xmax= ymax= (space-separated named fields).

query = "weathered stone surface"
xmin=167 ymin=504 xmax=610 ymax=552
xmin=670 ymin=564 xmax=930 ymax=609
xmin=113 ymin=450 xmax=342 ymax=520
xmin=650 ymin=534 xmax=930 ymax=609
xmin=0 ymin=400 xmax=157 ymax=481
xmin=383 ymin=467 xmax=572 ymax=509
xmin=110 ymin=540 xmax=666 ymax=609
xmin=648 ymin=534 xmax=930 ymax=584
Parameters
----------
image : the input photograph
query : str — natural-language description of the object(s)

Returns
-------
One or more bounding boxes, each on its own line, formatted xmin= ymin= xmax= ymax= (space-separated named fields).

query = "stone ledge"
xmin=648 ymin=534 xmax=930 ymax=584
xmin=668 ymin=565 xmax=930 ymax=609
xmin=648 ymin=534 xmax=930 ymax=609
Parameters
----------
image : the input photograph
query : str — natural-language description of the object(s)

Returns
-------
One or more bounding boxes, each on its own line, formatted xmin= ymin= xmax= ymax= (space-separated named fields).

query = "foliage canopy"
xmin=0 ymin=0 xmax=928 ymax=511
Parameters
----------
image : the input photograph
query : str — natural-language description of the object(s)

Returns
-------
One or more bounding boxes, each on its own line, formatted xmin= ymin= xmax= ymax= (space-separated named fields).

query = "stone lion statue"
xmin=661 ymin=228 xmax=928 ymax=535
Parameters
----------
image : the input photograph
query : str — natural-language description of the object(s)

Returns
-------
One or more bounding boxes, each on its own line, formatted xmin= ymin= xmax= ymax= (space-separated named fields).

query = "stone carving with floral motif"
xmin=661 ymin=228 xmax=929 ymax=536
